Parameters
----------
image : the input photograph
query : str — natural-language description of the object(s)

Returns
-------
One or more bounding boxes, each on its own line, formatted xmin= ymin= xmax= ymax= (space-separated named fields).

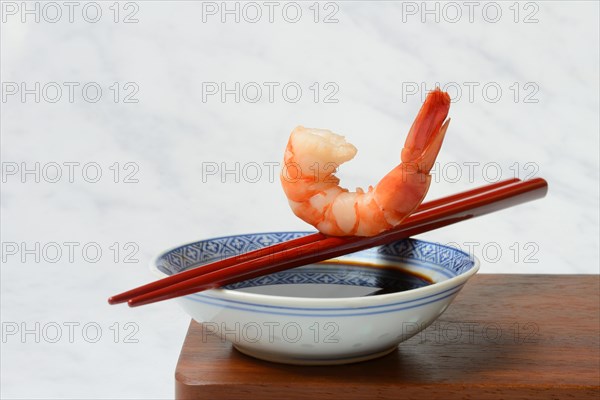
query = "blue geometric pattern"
xmin=377 ymin=240 xmax=474 ymax=275
xmin=156 ymin=232 xmax=475 ymax=290
xmin=157 ymin=232 xmax=308 ymax=275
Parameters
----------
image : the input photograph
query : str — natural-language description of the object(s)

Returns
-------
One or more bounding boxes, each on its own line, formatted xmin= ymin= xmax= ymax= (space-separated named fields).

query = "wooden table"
xmin=175 ymin=275 xmax=600 ymax=399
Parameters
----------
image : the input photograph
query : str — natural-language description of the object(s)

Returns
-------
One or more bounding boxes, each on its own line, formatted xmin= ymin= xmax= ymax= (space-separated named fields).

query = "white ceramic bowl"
xmin=152 ymin=232 xmax=479 ymax=365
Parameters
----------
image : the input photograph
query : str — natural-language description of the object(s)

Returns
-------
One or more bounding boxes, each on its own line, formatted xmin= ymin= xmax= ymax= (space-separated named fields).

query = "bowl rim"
xmin=150 ymin=231 xmax=480 ymax=308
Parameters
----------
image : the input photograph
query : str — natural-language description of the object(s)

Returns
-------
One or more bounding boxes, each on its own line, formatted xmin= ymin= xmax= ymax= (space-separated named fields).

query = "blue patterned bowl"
xmin=152 ymin=232 xmax=479 ymax=365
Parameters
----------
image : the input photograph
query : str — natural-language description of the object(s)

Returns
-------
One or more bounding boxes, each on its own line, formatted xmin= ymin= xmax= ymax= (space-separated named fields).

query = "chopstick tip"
xmin=127 ymin=299 xmax=140 ymax=307
xmin=108 ymin=295 xmax=127 ymax=305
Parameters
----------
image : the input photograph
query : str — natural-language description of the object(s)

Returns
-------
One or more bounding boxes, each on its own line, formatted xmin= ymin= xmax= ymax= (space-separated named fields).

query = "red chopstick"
xmin=108 ymin=178 xmax=520 ymax=305
xmin=126 ymin=178 xmax=547 ymax=307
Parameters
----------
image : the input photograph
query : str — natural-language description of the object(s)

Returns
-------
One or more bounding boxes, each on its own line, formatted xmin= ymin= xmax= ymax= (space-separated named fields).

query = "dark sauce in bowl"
xmin=225 ymin=260 xmax=433 ymax=299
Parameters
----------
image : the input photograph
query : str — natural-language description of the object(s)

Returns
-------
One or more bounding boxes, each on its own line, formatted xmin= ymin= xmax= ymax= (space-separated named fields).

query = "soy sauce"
xmin=230 ymin=261 xmax=433 ymax=298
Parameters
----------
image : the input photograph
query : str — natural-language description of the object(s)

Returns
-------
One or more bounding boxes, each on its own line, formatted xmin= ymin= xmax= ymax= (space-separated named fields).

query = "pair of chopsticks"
xmin=109 ymin=177 xmax=547 ymax=307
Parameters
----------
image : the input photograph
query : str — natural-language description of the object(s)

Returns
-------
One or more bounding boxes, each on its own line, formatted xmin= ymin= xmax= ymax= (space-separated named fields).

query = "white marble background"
xmin=1 ymin=1 xmax=598 ymax=398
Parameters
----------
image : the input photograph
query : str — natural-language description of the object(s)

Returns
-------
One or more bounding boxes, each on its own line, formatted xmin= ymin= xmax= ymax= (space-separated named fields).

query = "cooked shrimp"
xmin=280 ymin=88 xmax=451 ymax=237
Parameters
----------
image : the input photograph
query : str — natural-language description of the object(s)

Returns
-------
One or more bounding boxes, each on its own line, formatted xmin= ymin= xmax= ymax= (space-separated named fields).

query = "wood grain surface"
xmin=175 ymin=274 xmax=600 ymax=399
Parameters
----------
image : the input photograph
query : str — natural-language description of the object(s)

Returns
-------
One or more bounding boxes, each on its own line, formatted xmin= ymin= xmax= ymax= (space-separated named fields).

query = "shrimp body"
xmin=280 ymin=88 xmax=451 ymax=237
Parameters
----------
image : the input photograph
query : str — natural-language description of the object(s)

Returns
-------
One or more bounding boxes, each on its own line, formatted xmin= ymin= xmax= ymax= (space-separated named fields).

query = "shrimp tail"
xmin=372 ymin=88 xmax=451 ymax=227
xmin=401 ymin=88 xmax=451 ymax=173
